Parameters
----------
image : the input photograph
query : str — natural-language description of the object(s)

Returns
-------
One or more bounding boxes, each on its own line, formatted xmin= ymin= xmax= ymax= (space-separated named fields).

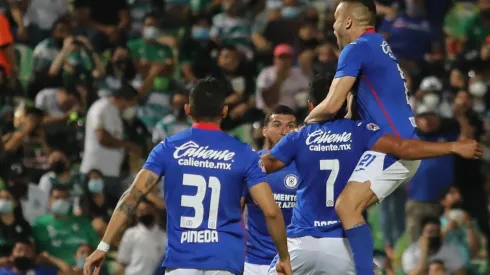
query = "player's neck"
xmin=351 ymin=26 xmax=375 ymax=41
xmin=192 ymin=120 xmax=222 ymax=130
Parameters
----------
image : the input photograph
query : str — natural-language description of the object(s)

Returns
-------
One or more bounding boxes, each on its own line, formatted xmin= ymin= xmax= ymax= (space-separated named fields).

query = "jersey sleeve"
xmin=243 ymin=148 xmax=267 ymax=189
xmin=334 ymin=42 xmax=365 ymax=78
xmin=355 ymin=121 xmax=383 ymax=150
xmin=270 ymin=131 xmax=299 ymax=165
xmin=142 ymin=141 xmax=167 ymax=178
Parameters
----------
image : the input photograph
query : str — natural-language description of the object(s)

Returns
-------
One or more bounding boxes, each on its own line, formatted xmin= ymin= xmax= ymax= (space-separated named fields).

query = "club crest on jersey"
xmin=284 ymin=174 xmax=299 ymax=189
xmin=366 ymin=123 xmax=380 ymax=131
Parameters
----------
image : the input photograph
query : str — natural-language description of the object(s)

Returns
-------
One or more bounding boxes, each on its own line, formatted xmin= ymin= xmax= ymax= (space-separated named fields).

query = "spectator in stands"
xmin=122 ymin=108 xmax=151 ymax=176
xmin=428 ymin=260 xmax=448 ymax=275
xmin=32 ymin=185 xmax=99 ymax=266
xmin=98 ymin=46 xmax=137 ymax=97
xmin=440 ymin=186 xmax=481 ymax=268
xmin=39 ymin=243 xmax=99 ymax=275
xmin=0 ymin=13 xmax=18 ymax=86
xmin=34 ymin=85 xmax=82 ymax=128
xmin=5 ymin=163 xmax=48 ymax=224
xmin=32 ymin=17 xmax=72 ymax=74
xmin=179 ymin=14 xmax=219 ymax=82
xmin=463 ymin=0 xmax=490 ymax=52
xmin=0 ymin=240 xmax=54 ymax=275
xmin=80 ymin=84 xmax=140 ymax=198
xmin=406 ymin=111 xmax=460 ymax=243
xmin=305 ymin=42 xmax=338 ymax=78
xmin=0 ymin=183 xmax=32 ymax=265
xmin=256 ymin=43 xmax=308 ymax=112
xmin=402 ymin=216 xmax=466 ymax=275
xmin=210 ymin=0 xmax=253 ymax=59
xmin=152 ymin=94 xmax=191 ymax=144
xmin=117 ymin=200 xmax=166 ymax=275
xmin=38 ymin=151 xmax=85 ymax=212
xmin=80 ymin=169 xmax=117 ymax=238
xmin=9 ymin=0 xmax=68 ymax=47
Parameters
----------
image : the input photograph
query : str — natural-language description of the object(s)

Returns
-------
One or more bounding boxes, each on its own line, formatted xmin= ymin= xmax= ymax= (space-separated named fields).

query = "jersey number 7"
xmin=180 ymin=174 xmax=221 ymax=230
xmin=320 ymin=159 xmax=339 ymax=207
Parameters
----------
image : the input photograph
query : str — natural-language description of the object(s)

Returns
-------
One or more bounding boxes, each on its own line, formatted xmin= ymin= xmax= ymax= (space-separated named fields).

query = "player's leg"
xmin=335 ymin=151 xmax=420 ymax=275
xmin=244 ymin=262 xmax=269 ymax=275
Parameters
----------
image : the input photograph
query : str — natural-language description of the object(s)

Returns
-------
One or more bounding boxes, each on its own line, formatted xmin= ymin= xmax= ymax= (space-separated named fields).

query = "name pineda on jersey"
xmin=306 ymin=130 xmax=352 ymax=152
xmin=173 ymin=141 xmax=235 ymax=170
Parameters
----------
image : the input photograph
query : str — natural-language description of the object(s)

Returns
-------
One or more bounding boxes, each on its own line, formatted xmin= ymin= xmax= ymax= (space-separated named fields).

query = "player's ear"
xmin=221 ymin=105 xmax=228 ymax=118
xmin=262 ymin=126 xmax=267 ymax=138
xmin=308 ymin=100 xmax=314 ymax=112
xmin=345 ymin=16 xmax=352 ymax=30
xmin=184 ymin=104 xmax=191 ymax=116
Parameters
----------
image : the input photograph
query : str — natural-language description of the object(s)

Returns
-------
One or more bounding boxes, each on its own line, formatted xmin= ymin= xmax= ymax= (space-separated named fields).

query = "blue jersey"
xmin=143 ymin=123 xmax=267 ymax=274
xmin=242 ymin=149 xmax=299 ymax=265
xmin=335 ymin=29 xmax=417 ymax=139
xmin=270 ymin=120 xmax=382 ymax=238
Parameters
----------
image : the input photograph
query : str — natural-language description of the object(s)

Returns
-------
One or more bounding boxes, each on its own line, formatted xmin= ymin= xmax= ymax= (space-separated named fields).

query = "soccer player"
xmin=83 ymin=78 xmax=292 ymax=275
xmin=304 ymin=0 xmax=427 ymax=273
xmin=264 ymin=75 xmax=481 ymax=274
xmin=241 ymin=105 xmax=299 ymax=275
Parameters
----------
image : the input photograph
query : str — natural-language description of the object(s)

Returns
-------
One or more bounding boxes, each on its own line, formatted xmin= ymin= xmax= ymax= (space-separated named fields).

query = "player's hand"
xmin=276 ymin=257 xmax=292 ymax=275
xmin=83 ymin=249 xmax=106 ymax=275
xmin=452 ymin=140 xmax=483 ymax=159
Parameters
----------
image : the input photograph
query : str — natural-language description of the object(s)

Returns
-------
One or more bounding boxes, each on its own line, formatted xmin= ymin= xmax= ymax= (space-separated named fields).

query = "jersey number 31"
xmin=180 ymin=174 xmax=221 ymax=230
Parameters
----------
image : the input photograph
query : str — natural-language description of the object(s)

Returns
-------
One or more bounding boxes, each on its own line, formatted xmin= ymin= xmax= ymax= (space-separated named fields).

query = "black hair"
xmin=220 ymin=44 xmax=238 ymax=53
xmin=264 ymin=105 xmax=296 ymax=126
xmin=429 ymin=259 xmax=446 ymax=267
xmin=191 ymin=13 xmax=212 ymax=26
xmin=439 ymin=185 xmax=458 ymax=201
xmin=112 ymin=84 xmax=139 ymax=100
xmin=309 ymin=74 xmax=334 ymax=107
xmin=420 ymin=216 xmax=441 ymax=230
xmin=339 ymin=0 xmax=377 ymax=25
xmin=189 ymin=77 xmax=227 ymax=121
xmin=143 ymin=12 xmax=159 ymax=22
xmin=49 ymin=184 xmax=70 ymax=196
xmin=51 ymin=16 xmax=71 ymax=33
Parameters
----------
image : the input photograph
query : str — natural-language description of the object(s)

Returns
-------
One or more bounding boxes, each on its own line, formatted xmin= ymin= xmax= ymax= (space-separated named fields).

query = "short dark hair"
xmin=51 ymin=16 xmax=71 ymax=32
xmin=220 ymin=44 xmax=238 ymax=53
xmin=189 ymin=77 xmax=227 ymax=121
xmin=50 ymin=184 xmax=70 ymax=196
xmin=112 ymin=84 xmax=139 ymax=100
xmin=309 ymin=74 xmax=333 ymax=107
xmin=264 ymin=105 xmax=296 ymax=126
xmin=340 ymin=0 xmax=377 ymax=25
xmin=143 ymin=12 xmax=159 ymax=22
xmin=420 ymin=216 xmax=441 ymax=230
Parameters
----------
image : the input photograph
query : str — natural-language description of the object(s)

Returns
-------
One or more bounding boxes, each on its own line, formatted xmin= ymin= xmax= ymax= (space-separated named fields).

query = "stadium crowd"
xmin=0 ymin=0 xmax=489 ymax=274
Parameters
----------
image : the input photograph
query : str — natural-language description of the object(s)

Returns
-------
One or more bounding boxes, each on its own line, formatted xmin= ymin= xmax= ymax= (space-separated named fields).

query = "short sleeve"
xmin=270 ymin=131 xmax=299 ymax=166
xmin=34 ymin=92 xmax=46 ymax=111
xmin=354 ymin=121 xmax=383 ymax=150
xmin=401 ymin=248 xmax=418 ymax=274
xmin=142 ymin=142 xmax=167 ymax=178
xmin=243 ymin=149 xmax=267 ymax=189
xmin=334 ymin=42 xmax=365 ymax=78
xmin=256 ymin=68 xmax=272 ymax=90
xmin=118 ymin=229 xmax=133 ymax=264
xmin=91 ymin=107 xmax=105 ymax=130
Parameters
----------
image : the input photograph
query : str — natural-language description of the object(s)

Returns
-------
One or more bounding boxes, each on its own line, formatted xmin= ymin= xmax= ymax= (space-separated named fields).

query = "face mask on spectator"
xmin=75 ymin=257 xmax=85 ymax=269
xmin=422 ymin=93 xmax=440 ymax=109
xmin=281 ymin=6 xmax=300 ymax=19
xmin=428 ymin=236 xmax=442 ymax=254
xmin=0 ymin=199 xmax=13 ymax=214
xmin=51 ymin=199 xmax=71 ymax=216
xmin=88 ymin=179 xmax=104 ymax=193
xmin=13 ymin=256 xmax=33 ymax=272
xmin=50 ymin=160 xmax=67 ymax=174
xmin=469 ymin=81 xmax=487 ymax=97
xmin=143 ymin=26 xmax=160 ymax=41
xmin=122 ymin=106 xmax=136 ymax=120
xmin=138 ymin=214 xmax=155 ymax=227
xmin=192 ymin=27 xmax=211 ymax=40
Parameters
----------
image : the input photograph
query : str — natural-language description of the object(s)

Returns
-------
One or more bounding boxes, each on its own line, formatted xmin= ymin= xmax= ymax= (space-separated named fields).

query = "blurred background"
xmin=0 ymin=0 xmax=489 ymax=274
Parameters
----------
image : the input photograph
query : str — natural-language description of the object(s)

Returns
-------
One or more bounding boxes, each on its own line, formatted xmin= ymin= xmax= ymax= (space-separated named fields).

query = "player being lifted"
xmin=305 ymin=0 xmax=428 ymax=273
xmin=83 ymin=78 xmax=292 ymax=275
xmin=241 ymin=106 xmax=300 ymax=275
xmin=264 ymin=75 xmax=481 ymax=274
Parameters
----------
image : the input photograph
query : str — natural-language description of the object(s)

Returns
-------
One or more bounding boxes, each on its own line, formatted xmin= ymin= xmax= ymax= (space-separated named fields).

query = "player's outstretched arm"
xmin=83 ymin=169 xmax=159 ymax=275
xmin=261 ymin=153 xmax=287 ymax=173
xmin=305 ymin=77 xmax=355 ymax=124
xmin=372 ymin=135 xmax=483 ymax=160
xmin=249 ymin=182 xmax=290 ymax=262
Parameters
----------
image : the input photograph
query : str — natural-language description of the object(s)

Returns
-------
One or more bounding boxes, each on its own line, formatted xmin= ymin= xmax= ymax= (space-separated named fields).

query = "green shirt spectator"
xmin=463 ymin=1 xmax=490 ymax=51
xmin=32 ymin=185 xmax=99 ymax=266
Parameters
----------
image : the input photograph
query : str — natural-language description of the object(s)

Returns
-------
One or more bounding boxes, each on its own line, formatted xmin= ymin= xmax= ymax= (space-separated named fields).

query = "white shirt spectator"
xmin=402 ymin=243 xmax=465 ymax=274
xmin=23 ymin=0 xmax=68 ymax=30
xmin=255 ymin=66 xmax=309 ymax=110
xmin=34 ymin=88 xmax=64 ymax=117
xmin=80 ymin=97 xmax=124 ymax=177
xmin=20 ymin=183 xmax=49 ymax=224
xmin=118 ymin=224 xmax=167 ymax=275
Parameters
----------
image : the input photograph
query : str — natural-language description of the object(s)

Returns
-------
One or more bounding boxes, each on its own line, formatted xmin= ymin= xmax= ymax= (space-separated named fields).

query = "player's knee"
xmin=335 ymin=182 xmax=369 ymax=217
